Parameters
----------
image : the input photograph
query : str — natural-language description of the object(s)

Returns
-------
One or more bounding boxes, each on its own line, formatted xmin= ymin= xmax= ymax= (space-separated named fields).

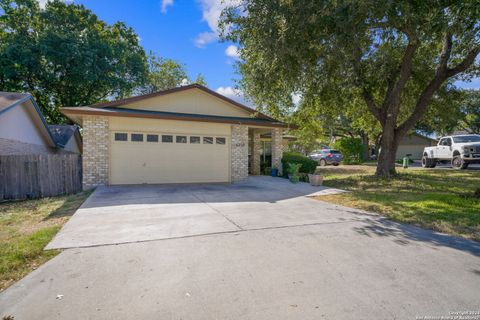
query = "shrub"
xmin=286 ymin=163 xmax=302 ymax=175
xmin=333 ymin=137 xmax=364 ymax=164
xmin=281 ymin=152 xmax=317 ymax=177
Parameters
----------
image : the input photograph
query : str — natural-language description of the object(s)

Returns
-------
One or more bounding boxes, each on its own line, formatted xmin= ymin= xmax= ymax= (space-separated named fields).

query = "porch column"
xmin=252 ymin=130 xmax=262 ymax=175
xmin=231 ymin=124 xmax=249 ymax=182
xmin=271 ymin=127 xmax=283 ymax=175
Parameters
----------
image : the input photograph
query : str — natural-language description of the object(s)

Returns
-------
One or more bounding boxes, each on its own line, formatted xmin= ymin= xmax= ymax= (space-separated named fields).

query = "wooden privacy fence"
xmin=0 ymin=153 xmax=82 ymax=201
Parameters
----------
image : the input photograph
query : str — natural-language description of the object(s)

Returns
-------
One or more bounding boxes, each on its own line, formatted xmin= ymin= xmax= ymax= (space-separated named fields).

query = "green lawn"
xmin=0 ymin=191 xmax=92 ymax=291
xmin=313 ymin=166 xmax=480 ymax=241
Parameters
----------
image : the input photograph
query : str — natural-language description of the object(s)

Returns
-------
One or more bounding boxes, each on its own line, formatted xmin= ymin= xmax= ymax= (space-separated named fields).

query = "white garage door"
xmin=110 ymin=131 xmax=230 ymax=184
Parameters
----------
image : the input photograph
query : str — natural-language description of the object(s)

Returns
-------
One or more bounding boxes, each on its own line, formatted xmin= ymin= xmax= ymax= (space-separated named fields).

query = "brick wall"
xmin=272 ymin=128 xmax=283 ymax=175
xmin=82 ymin=116 xmax=109 ymax=189
xmin=231 ymin=124 xmax=248 ymax=182
xmin=252 ymin=130 xmax=261 ymax=175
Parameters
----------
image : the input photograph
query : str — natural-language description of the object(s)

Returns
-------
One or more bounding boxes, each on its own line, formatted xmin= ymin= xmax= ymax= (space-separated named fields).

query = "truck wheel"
xmin=452 ymin=155 xmax=467 ymax=169
xmin=430 ymin=159 xmax=436 ymax=168
xmin=421 ymin=155 xmax=431 ymax=168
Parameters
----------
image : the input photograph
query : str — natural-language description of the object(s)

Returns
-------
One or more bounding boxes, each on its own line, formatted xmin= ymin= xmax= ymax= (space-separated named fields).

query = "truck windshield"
xmin=452 ymin=135 xmax=480 ymax=143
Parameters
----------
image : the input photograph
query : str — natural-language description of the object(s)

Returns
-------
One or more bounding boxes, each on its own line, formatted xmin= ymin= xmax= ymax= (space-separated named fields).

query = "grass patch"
xmin=0 ymin=190 xmax=92 ymax=291
xmin=313 ymin=166 xmax=480 ymax=241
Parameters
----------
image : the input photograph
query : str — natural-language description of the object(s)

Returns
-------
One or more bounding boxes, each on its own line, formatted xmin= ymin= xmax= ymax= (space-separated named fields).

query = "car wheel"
xmin=452 ymin=155 xmax=467 ymax=169
xmin=332 ymin=163 xmax=339 ymax=166
xmin=421 ymin=155 xmax=430 ymax=168
xmin=319 ymin=159 xmax=327 ymax=167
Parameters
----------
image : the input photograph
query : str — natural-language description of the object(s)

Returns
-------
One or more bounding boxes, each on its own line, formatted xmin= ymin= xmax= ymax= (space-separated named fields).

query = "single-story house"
xmin=60 ymin=84 xmax=290 ymax=188
xmin=396 ymin=133 xmax=437 ymax=160
xmin=0 ymin=92 xmax=82 ymax=155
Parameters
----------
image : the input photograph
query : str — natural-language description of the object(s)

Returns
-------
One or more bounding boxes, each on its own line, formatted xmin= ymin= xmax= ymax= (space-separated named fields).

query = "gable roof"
xmin=77 ymin=84 xmax=276 ymax=121
xmin=0 ymin=92 xmax=32 ymax=114
xmin=61 ymin=106 xmax=288 ymax=128
xmin=0 ymin=92 xmax=58 ymax=147
xmin=61 ymin=84 xmax=290 ymax=128
xmin=48 ymin=125 xmax=81 ymax=148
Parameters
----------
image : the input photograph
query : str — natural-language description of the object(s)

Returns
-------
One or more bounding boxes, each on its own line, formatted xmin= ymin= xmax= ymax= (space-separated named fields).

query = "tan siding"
xmin=0 ymin=101 xmax=48 ymax=147
xmin=118 ymin=88 xmax=251 ymax=117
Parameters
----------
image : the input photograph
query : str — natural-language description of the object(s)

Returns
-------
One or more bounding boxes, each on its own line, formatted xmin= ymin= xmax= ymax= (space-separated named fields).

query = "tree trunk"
xmin=375 ymin=125 xmax=399 ymax=177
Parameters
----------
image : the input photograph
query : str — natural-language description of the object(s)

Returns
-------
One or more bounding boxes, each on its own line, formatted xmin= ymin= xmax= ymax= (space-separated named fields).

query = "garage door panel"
xmin=110 ymin=133 xmax=230 ymax=184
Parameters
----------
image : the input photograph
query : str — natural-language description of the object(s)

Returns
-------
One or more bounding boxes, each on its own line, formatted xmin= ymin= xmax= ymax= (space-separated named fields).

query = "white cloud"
xmin=194 ymin=0 xmax=240 ymax=47
xmin=194 ymin=32 xmax=218 ymax=48
xmin=161 ymin=0 xmax=174 ymax=13
xmin=225 ymin=45 xmax=240 ymax=59
xmin=216 ymin=86 xmax=252 ymax=107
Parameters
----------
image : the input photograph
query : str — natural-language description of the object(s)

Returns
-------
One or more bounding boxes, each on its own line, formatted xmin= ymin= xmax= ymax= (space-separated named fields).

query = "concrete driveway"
xmin=1 ymin=177 xmax=480 ymax=319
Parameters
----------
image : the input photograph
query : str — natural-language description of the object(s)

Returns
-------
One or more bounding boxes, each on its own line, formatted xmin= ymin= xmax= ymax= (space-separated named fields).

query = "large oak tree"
xmin=221 ymin=0 xmax=480 ymax=177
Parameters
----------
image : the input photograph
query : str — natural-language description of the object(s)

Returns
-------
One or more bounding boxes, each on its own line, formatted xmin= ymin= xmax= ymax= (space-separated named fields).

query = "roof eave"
xmin=60 ymin=107 xmax=291 ymax=129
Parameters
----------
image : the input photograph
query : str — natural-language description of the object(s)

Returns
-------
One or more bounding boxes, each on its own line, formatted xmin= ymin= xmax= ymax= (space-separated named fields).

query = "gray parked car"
xmin=308 ymin=149 xmax=343 ymax=166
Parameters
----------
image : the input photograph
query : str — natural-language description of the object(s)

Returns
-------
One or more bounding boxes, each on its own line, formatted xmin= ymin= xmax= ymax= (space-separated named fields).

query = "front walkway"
xmin=1 ymin=177 xmax=479 ymax=319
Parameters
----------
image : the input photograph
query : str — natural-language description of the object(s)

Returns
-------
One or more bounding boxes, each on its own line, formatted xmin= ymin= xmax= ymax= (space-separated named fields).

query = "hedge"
xmin=281 ymin=152 xmax=317 ymax=176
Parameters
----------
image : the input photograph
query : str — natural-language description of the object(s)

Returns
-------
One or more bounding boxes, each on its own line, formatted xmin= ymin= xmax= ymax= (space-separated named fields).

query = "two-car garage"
xmin=109 ymin=117 xmax=231 ymax=184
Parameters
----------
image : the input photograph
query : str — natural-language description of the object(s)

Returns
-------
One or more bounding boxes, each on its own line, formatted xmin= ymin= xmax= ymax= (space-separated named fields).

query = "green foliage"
xmin=140 ymin=54 xmax=188 ymax=94
xmin=457 ymin=90 xmax=480 ymax=134
xmin=286 ymin=162 xmax=302 ymax=175
xmin=193 ymin=73 xmax=208 ymax=86
xmin=334 ymin=138 xmax=364 ymax=165
xmin=221 ymin=0 xmax=480 ymax=177
xmin=281 ymin=152 xmax=317 ymax=176
xmin=0 ymin=0 xmax=149 ymax=123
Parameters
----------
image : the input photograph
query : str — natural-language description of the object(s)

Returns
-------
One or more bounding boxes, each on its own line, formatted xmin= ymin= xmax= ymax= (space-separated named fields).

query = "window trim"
xmin=147 ymin=134 xmax=159 ymax=142
xmin=216 ymin=137 xmax=226 ymax=145
xmin=203 ymin=136 xmax=214 ymax=144
xmin=162 ymin=135 xmax=173 ymax=143
xmin=131 ymin=133 xmax=144 ymax=142
xmin=114 ymin=132 xmax=128 ymax=141
xmin=176 ymin=135 xmax=187 ymax=144
xmin=190 ymin=136 xmax=201 ymax=144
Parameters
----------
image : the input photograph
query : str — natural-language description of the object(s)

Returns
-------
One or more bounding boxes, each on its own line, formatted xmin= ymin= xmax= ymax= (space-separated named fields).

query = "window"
xmin=190 ymin=136 xmax=200 ymax=144
xmin=203 ymin=137 xmax=213 ymax=144
xmin=114 ymin=133 xmax=127 ymax=141
xmin=147 ymin=134 xmax=158 ymax=142
xmin=453 ymin=135 xmax=480 ymax=143
xmin=176 ymin=135 xmax=187 ymax=143
xmin=162 ymin=135 xmax=173 ymax=143
xmin=439 ymin=138 xmax=446 ymax=146
xmin=131 ymin=134 xmax=143 ymax=142
xmin=216 ymin=137 xmax=226 ymax=145
xmin=446 ymin=138 xmax=453 ymax=146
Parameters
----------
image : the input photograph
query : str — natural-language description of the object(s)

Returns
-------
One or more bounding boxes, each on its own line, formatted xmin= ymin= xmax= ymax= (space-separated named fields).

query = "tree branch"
xmin=397 ymin=37 xmax=479 ymax=136
xmin=446 ymin=46 xmax=480 ymax=77
xmin=362 ymin=89 xmax=382 ymax=121
xmin=381 ymin=37 xmax=418 ymax=114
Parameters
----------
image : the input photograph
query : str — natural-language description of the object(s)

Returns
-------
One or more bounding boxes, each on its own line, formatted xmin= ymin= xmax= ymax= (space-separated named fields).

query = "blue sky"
xmin=69 ymin=0 xmax=245 ymax=102
xmin=39 ymin=0 xmax=479 ymax=102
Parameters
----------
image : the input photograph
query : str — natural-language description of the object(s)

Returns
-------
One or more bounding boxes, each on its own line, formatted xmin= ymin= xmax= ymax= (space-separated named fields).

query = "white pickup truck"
xmin=422 ymin=134 xmax=480 ymax=169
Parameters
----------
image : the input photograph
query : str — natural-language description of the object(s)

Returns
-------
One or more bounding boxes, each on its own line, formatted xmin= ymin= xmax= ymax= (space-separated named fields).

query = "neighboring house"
xmin=0 ymin=92 xmax=82 ymax=155
xmin=48 ymin=125 xmax=82 ymax=154
xmin=60 ymin=84 xmax=289 ymax=188
xmin=396 ymin=133 xmax=437 ymax=160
